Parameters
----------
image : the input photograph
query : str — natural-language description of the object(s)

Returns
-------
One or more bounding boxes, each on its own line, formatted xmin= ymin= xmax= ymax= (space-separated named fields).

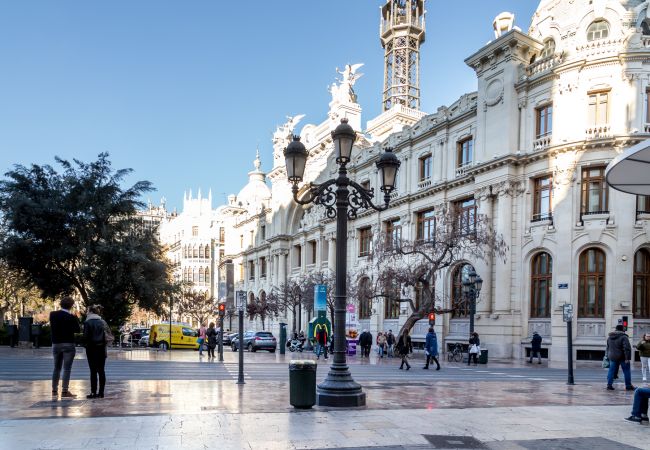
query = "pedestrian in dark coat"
xmin=396 ymin=331 xmax=412 ymax=370
xmin=606 ymin=325 xmax=634 ymax=391
xmin=206 ymin=322 xmax=218 ymax=359
xmin=83 ymin=305 xmax=110 ymax=399
xmin=359 ymin=329 xmax=372 ymax=357
xmin=468 ymin=332 xmax=480 ymax=366
xmin=50 ymin=296 xmax=80 ymax=398
xmin=423 ymin=328 xmax=440 ymax=370
xmin=528 ymin=331 xmax=543 ymax=364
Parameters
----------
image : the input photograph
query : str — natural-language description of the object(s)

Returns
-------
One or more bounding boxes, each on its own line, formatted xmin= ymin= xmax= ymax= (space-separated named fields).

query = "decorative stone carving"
xmin=528 ymin=320 xmax=551 ymax=338
xmin=449 ymin=319 xmax=470 ymax=337
xmin=577 ymin=320 xmax=606 ymax=338
xmin=494 ymin=180 xmax=525 ymax=197
xmin=272 ymin=114 xmax=305 ymax=167
xmin=485 ymin=78 xmax=505 ymax=107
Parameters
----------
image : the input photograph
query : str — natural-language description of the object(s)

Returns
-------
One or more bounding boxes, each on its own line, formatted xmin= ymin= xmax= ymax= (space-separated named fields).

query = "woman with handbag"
xmin=468 ymin=332 xmax=480 ymax=366
xmin=396 ymin=330 xmax=412 ymax=370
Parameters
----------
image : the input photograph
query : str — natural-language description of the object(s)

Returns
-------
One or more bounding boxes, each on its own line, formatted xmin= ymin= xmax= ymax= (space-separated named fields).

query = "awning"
xmin=605 ymin=139 xmax=650 ymax=195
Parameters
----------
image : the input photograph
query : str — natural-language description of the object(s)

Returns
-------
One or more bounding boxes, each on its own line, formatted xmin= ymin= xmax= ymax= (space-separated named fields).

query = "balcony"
xmin=533 ymin=134 xmax=551 ymax=152
xmin=525 ymin=54 xmax=562 ymax=78
xmin=455 ymin=162 xmax=472 ymax=178
xmin=531 ymin=212 xmax=553 ymax=225
xmin=585 ymin=124 xmax=610 ymax=140
xmin=417 ymin=178 xmax=432 ymax=190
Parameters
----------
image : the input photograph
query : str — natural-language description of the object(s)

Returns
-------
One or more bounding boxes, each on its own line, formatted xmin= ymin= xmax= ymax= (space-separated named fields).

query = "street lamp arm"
xmin=291 ymin=179 xmax=338 ymax=218
xmin=347 ymin=180 xmax=390 ymax=219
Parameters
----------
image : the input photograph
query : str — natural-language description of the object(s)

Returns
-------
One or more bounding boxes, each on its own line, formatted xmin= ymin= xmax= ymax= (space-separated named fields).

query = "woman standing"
xmin=83 ymin=305 xmax=109 ymax=399
xmin=636 ymin=333 xmax=650 ymax=382
xmin=468 ymin=332 xmax=480 ymax=366
xmin=206 ymin=322 xmax=218 ymax=359
xmin=396 ymin=331 xmax=412 ymax=370
xmin=198 ymin=323 xmax=207 ymax=357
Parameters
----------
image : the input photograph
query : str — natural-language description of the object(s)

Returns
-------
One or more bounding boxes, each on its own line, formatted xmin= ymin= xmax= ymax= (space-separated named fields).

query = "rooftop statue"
xmin=329 ymin=63 xmax=364 ymax=105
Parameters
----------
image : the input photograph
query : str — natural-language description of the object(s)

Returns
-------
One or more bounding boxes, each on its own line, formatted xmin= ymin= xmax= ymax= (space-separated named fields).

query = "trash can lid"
xmin=289 ymin=360 xmax=317 ymax=369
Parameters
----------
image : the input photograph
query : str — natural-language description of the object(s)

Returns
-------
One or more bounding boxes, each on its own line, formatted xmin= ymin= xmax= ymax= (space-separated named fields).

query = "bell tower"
xmin=380 ymin=0 xmax=426 ymax=111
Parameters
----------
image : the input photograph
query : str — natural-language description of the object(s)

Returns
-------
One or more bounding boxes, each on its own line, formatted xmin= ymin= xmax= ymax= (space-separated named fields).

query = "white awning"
xmin=605 ymin=139 xmax=650 ymax=195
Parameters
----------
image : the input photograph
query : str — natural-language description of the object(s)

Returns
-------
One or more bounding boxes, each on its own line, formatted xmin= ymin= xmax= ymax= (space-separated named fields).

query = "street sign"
xmin=563 ymin=303 xmax=573 ymax=322
xmin=315 ymin=284 xmax=327 ymax=312
xmin=236 ymin=290 xmax=246 ymax=311
xmin=558 ymin=283 xmax=568 ymax=289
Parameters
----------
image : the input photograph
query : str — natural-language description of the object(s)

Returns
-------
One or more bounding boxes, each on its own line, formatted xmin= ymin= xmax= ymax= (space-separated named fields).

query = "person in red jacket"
xmin=316 ymin=327 xmax=328 ymax=360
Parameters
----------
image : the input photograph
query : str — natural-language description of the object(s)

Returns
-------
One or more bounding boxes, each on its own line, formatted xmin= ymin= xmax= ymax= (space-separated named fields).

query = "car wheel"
xmin=159 ymin=341 xmax=169 ymax=351
xmin=232 ymin=344 xmax=237 ymax=352
xmin=269 ymin=349 xmax=275 ymax=353
xmin=247 ymin=343 xmax=254 ymax=352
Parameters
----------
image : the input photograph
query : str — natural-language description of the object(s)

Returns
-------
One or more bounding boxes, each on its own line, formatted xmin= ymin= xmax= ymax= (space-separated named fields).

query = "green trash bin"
xmin=479 ymin=349 xmax=488 ymax=364
xmin=289 ymin=360 xmax=317 ymax=409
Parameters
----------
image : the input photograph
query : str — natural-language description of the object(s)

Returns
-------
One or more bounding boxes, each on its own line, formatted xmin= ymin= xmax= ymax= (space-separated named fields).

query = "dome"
xmin=236 ymin=150 xmax=272 ymax=208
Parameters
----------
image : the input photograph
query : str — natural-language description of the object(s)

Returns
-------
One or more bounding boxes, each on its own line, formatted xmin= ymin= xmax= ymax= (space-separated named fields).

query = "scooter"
xmin=287 ymin=339 xmax=303 ymax=352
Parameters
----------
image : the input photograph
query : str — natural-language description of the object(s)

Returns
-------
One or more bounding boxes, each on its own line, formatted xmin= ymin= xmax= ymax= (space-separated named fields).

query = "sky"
xmin=0 ymin=1 xmax=539 ymax=212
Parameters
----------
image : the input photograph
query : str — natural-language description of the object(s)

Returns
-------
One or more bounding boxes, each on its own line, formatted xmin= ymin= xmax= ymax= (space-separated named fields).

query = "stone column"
xmin=476 ymin=186 xmax=493 ymax=315
xmin=494 ymin=182 xmax=514 ymax=313
xmin=278 ymin=252 xmax=286 ymax=286
xmin=328 ymin=238 xmax=336 ymax=272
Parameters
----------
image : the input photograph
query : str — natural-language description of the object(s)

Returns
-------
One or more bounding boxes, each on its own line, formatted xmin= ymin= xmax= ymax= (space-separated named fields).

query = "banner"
xmin=315 ymin=284 xmax=327 ymax=312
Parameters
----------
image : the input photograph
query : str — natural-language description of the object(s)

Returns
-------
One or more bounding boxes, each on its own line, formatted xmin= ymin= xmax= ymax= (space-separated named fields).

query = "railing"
xmin=390 ymin=191 xmax=399 ymax=200
xmin=637 ymin=210 xmax=650 ymax=219
xmin=533 ymin=134 xmax=551 ymax=151
xmin=455 ymin=162 xmax=472 ymax=178
xmin=580 ymin=210 xmax=610 ymax=225
xmin=642 ymin=36 xmax=650 ymax=48
xmin=531 ymin=213 xmax=553 ymax=224
xmin=585 ymin=124 xmax=610 ymax=139
xmin=644 ymin=123 xmax=650 ymax=133
xmin=576 ymin=38 xmax=624 ymax=58
xmin=525 ymin=55 xmax=562 ymax=78
xmin=417 ymin=178 xmax=432 ymax=189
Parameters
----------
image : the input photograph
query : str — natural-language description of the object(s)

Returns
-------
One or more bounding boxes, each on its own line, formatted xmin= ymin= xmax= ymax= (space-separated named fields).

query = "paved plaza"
xmin=0 ymin=347 xmax=649 ymax=449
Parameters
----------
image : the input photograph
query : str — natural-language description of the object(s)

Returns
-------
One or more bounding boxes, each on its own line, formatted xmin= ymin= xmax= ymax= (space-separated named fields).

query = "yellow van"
xmin=149 ymin=323 xmax=199 ymax=350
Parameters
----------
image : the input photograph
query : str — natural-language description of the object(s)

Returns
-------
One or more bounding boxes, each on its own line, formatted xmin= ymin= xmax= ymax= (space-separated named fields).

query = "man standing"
xmin=423 ymin=327 xmax=440 ymax=370
xmin=358 ymin=329 xmax=372 ymax=357
xmin=528 ymin=331 xmax=543 ymax=364
xmin=607 ymin=324 xmax=635 ymax=391
xmin=49 ymin=296 xmax=80 ymax=398
xmin=316 ymin=327 xmax=328 ymax=360
xmin=386 ymin=330 xmax=395 ymax=357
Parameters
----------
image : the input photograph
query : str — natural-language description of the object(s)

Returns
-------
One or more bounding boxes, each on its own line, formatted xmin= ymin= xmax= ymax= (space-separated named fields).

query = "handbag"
xmin=602 ymin=356 xmax=610 ymax=369
xmin=469 ymin=344 xmax=479 ymax=354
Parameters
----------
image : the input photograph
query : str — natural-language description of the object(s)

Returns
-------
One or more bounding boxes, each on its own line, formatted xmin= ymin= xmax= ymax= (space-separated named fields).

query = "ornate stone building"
xmin=162 ymin=0 xmax=650 ymax=361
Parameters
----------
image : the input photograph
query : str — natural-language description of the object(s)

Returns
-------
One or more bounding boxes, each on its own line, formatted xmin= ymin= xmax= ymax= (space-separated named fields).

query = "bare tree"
xmin=273 ymin=280 xmax=303 ymax=333
xmin=245 ymin=294 xmax=279 ymax=330
xmin=365 ymin=208 xmax=507 ymax=339
xmin=175 ymin=290 xmax=215 ymax=327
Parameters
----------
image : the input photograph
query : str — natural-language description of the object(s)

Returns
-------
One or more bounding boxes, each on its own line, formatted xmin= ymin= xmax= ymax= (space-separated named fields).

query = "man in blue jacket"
xmin=423 ymin=327 xmax=440 ymax=370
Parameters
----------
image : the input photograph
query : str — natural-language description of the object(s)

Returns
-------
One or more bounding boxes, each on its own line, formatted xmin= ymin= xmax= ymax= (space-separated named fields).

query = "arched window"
xmin=541 ymin=38 xmax=556 ymax=59
xmin=384 ymin=280 xmax=400 ymax=319
xmin=199 ymin=267 xmax=205 ymax=284
xmin=451 ymin=264 xmax=473 ymax=318
xmin=578 ymin=248 xmax=606 ymax=317
xmin=530 ymin=252 xmax=552 ymax=318
xmin=205 ymin=268 xmax=210 ymax=285
xmin=634 ymin=249 xmax=650 ymax=318
xmin=642 ymin=19 xmax=650 ymax=36
xmin=204 ymin=245 xmax=210 ymax=259
xmin=358 ymin=278 xmax=372 ymax=320
xmin=587 ymin=20 xmax=609 ymax=41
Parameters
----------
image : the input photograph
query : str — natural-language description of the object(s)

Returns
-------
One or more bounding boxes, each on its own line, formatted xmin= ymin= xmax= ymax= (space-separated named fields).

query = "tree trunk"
xmin=398 ymin=311 xmax=427 ymax=339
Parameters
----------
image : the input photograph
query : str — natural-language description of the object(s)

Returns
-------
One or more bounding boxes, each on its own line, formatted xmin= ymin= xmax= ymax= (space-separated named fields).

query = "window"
xmin=193 ymin=246 xmax=198 ymax=258
xmin=260 ymin=257 xmax=267 ymax=278
xmin=322 ymin=240 xmax=329 ymax=262
xmin=294 ymin=245 xmax=302 ymax=268
xmin=199 ymin=267 xmax=205 ymax=284
xmin=457 ymin=137 xmax=473 ymax=168
xmin=581 ymin=167 xmax=608 ymax=215
xmin=219 ymin=227 xmax=225 ymax=242
xmin=248 ymin=261 xmax=255 ymax=280
xmin=261 ymin=225 xmax=266 ymax=240
xmin=578 ymin=248 xmax=606 ymax=318
xmin=540 ymin=38 xmax=555 ymax=59
xmin=588 ymin=91 xmax=609 ymax=126
xmin=240 ymin=235 xmax=244 ymax=249
xmin=535 ymin=104 xmax=553 ymax=138
xmin=533 ymin=176 xmax=553 ymax=221
xmin=638 ymin=195 xmax=650 ymax=215
xmin=309 ymin=240 xmax=317 ymax=264
xmin=192 ymin=226 xmax=198 ymax=237
xmin=453 ymin=198 xmax=476 ymax=236
xmin=182 ymin=327 xmax=198 ymax=337
xmin=587 ymin=20 xmax=609 ymax=41
xmin=451 ymin=264 xmax=473 ymax=318
xmin=359 ymin=227 xmax=372 ymax=257
xmin=205 ymin=268 xmax=210 ymax=285
xmin=642 ymin=20 xmax=650 ymax=36
xmin=204 ymin=245 xmax=210 ymax=259
xmin=419 ymin=154 xmax=432 ymax=181
xmin=416 ymin=208 xmax=436 ymax=242
xmin=358 ymin=278 xmax=372 ymax=320
xmin=250 ymin=230 xmax=254 ymax=246
xmin=239 ymin=264 xmax=244 ymax=281
xmin=634 ymin=249 xmax=650 ymax=318
xmin=530 ymin=252 xmax=552 ymax=318
xmin=384 ymin=280 xmax=400 ymax=319
xmin=193 ymin=268 xmax=198 ymax=283
xmin=219 ymin=249 xmax=224 ymax=261
xmin=385 ymin=218 xmax=402 ymax=249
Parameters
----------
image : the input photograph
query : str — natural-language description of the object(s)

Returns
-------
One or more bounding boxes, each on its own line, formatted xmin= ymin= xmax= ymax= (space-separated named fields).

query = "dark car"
xmin=231 ymin=331 xmax=277 ymax=352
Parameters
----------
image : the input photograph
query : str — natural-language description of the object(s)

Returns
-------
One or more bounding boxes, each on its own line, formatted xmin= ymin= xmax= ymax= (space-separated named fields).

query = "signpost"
xmin=563 ymin=303 xmax=574 ymax=385
xmin=236 ymin=290 xmax=246 ymax=385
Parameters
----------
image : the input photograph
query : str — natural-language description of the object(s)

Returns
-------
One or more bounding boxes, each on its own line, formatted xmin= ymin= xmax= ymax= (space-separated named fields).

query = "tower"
xmin=380 ymin=0 xmax=425 ymax=111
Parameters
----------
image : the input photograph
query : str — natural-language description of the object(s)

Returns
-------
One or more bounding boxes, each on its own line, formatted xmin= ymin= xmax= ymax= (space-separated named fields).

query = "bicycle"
xmin=447 ymin=343 xmax=463 ymax=362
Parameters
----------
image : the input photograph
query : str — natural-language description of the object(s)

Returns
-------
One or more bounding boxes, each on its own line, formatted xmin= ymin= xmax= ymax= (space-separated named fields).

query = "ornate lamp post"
xmin=462 ymin=268 xmax=483 ymax=335
xmin=284 ymin=118 xmax=400 ymax=407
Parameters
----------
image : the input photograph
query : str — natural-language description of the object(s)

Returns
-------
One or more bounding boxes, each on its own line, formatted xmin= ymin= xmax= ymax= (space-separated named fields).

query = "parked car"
xmin=148 ymin=324 xmax=199 ymax=350
xmin=138 ymin=332 xmax=150 ymax=347
xmin=130 ymin=327 xmax=149 ymax=342
xmin=222 ymin=332 xmax=237 ymax=346
xmin=231 ymin=331 xmax=277 ymax=352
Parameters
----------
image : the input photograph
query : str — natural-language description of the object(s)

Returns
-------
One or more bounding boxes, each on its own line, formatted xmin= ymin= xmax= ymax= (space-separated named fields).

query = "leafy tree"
xmin=365 ymin=208 xmax=507 ymax=340
xmin=0 ymin=258 xmax=50 ymax=325
xmin=0 ymin=153 xmax=174 ymax=325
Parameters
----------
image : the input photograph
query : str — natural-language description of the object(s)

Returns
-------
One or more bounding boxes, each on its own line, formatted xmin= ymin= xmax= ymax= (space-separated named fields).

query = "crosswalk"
xmin=0 ymin=358 xmax=620 ymax=383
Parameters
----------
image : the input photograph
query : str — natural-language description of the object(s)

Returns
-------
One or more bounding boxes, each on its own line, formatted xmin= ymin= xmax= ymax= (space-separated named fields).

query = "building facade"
xmin=163 ymin=0 xmax=650 ymax=361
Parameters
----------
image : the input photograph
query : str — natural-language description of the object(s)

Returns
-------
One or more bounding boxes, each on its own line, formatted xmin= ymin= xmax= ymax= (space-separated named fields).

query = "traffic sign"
xmin=563 ymin=303 xmax=573 ymax=322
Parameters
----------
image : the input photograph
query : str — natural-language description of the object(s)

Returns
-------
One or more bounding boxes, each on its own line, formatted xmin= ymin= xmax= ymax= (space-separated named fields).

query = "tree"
xmin=245 ymin=294 xmax=279 ymax=330
xmin=175 ymin=290 xmax=216 ymax=327
xmin=273 ymin=280 xmax=304 ymax=332
xmin=0 ymin=153 xmax=175 ymax=325
xmin=365 ymin=208 xmax=507 ymax=340
xmin=0 ymin=258 xmax=50 ymax=325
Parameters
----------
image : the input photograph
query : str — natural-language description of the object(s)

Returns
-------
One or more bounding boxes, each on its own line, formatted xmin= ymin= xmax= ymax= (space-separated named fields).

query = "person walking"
xmin=83 ymin=305 xmax=110 ymax=399
xmin=607 ymin=324 xmax=635 ymax=391
xmin=468 ymin=332 xmax=480 ymax=366
xmin=423 ymin=327 xmax=441 ymax=370
xmin=377 ymin=332 xmax=387 ymax=358
xmin=397 ymin=330 xmax=412 ymax=370
xmin=386 ymin=330 xmax=395 ymax=357
xmin=625 ymin=386 xmax=650 ymax=423
xmin=316 ymin=327 xmax=328 ymax=360
xmin=358 ymin=329 xmax=371 ymax=357
xmin=50 ymin=295 xmax=80 ymax=398
xmin=636 ymin=333 xmax=650 ymax=382
xmin=198 ymin=323 xmax=207 ymax=357
xmin=528 ymin=331 xmax=543 ymax=364
xmin=206 ymin=322 xmax=217 ymax=359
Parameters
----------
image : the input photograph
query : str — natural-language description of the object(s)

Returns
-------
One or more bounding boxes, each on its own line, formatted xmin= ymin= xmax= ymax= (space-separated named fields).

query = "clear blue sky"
xmin=0 ymin=1 xmax=538 ymax=212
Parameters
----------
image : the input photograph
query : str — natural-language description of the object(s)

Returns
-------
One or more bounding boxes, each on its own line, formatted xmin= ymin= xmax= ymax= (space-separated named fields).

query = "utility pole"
xmin=236 ymin=291 xmax=245 ymax=385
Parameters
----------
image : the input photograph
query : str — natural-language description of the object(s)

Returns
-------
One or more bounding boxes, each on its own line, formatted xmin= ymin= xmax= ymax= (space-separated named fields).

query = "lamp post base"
xmin=316 ymin=376 xmax=366 ymax=407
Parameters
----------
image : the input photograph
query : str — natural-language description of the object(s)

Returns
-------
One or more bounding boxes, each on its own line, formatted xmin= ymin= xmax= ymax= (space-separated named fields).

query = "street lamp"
xmin=462 ymin=268 xmax=483 ymax=334
xmin=285 ymin=118 xmax=400 ymax=407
